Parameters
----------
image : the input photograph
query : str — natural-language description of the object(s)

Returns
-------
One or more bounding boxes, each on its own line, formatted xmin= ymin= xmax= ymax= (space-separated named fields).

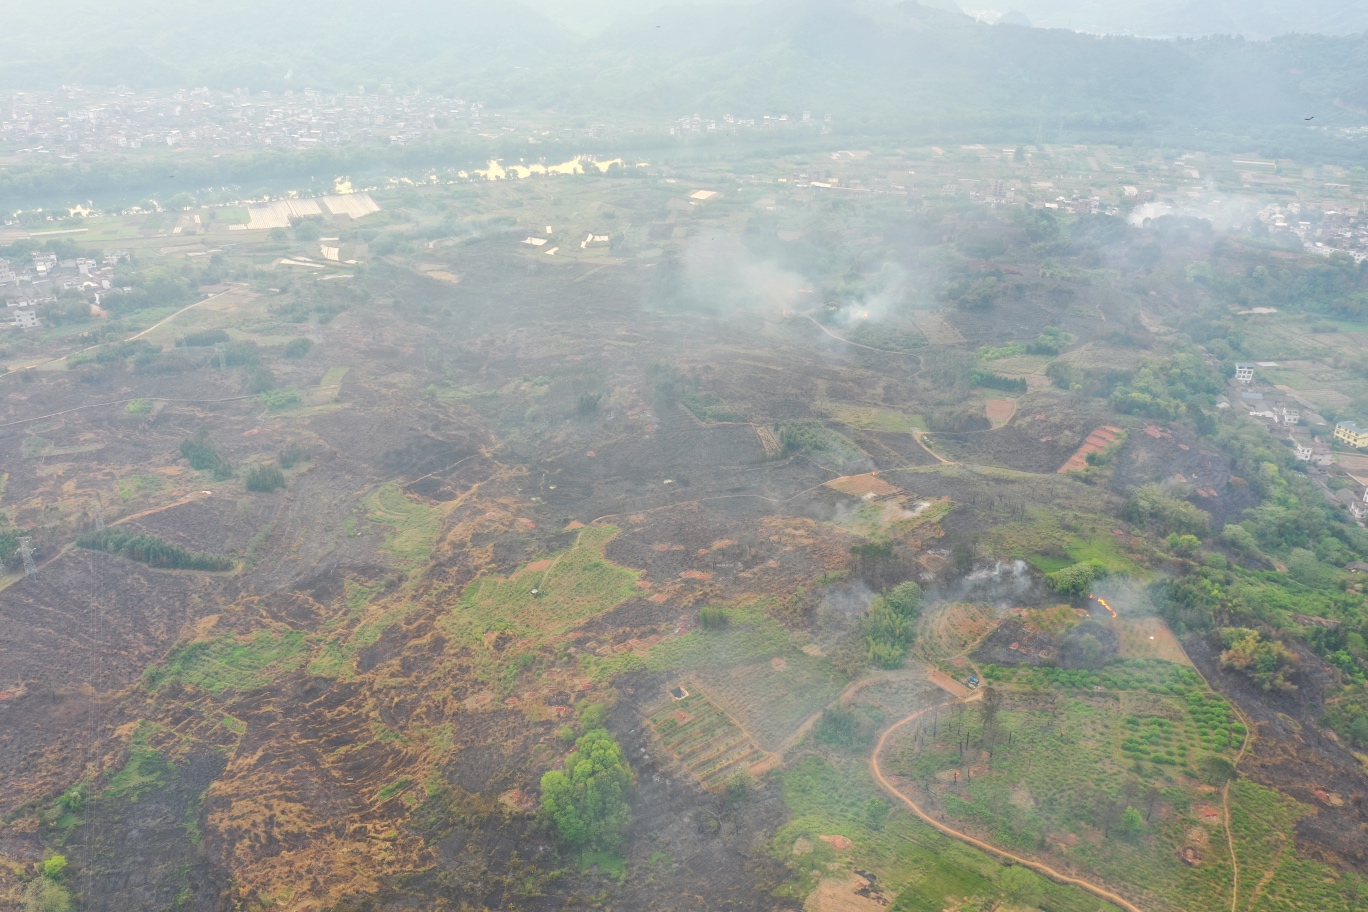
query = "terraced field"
xmin=649 ymin=691 xmax=768 ymax=789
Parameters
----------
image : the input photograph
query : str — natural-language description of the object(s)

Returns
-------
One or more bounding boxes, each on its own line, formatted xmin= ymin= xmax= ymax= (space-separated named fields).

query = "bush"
xmin=179 ymin=429 xmax=232 ymax=478
xmin=261 ymin=388 xmax=302 ymax=412
xmin=698 ymin=606 xmax=729 ymax=629
xmin=246 ymin=366 xmax=277 ymax=393
xmin=970 ymin=369 xmax=1027 ymax=392
xmin=576 ymin=392 xmax=602 ymax=416
xmin=815 ymin=707 xmax=859 ymax=746
xmin=1218 ymin=627 xmax=1298 ymax=692
xmin=222 ymin=340 xmax=260 ymax=366
xmin=245 ymin=464 xmax=285 ymax=493
xmin=124 ymin=398 xmax=153 ymax=415
xmin=1127 ymin=484 xmax=1211 ymax=536
xmin=177 ymin=328 xmax=230 ymax=348
xmin=1047 ymin=560 xmax=1106 ymax=597
xmin=864 ymin=597 xmax=915 ymax=668
xmin=883 ymin=581 xmax=923 ymax=619
xmin=283 ymin=337 xmax=313 ymax=358
xmin=278 ymin=442 xmax=311 ymax=468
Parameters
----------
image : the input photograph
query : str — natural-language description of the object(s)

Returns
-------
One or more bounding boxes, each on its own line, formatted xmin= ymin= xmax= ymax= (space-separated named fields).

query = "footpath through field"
xmin=869 ymin=701 xmax=1148 ymax=912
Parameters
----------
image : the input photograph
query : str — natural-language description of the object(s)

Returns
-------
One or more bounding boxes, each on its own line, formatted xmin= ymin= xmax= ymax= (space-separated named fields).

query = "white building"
xmin=14 ymin=309 xmax=39 ymax=329
xmin=1234 ymin=363 xmax=1255 ymax=383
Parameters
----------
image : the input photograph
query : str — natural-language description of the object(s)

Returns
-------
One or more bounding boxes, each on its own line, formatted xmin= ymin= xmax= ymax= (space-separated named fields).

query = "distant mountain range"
xmin=4 ymin=0 xmax=1367 ymax=155
xmin=961 ymin=1 xmax=1368 ymax=40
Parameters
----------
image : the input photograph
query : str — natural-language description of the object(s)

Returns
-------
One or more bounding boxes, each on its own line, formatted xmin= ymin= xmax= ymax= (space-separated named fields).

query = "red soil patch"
xmin=564 ymin=521 xmax=585 ymax=530
xmin=824 ymin=473 xmax=900 ymax=498
xmin=526 ymin=559 xmax=553 ymax=572
xmin=985 ymin=398 xmax=1016 ymax=425
xmin=819 ymin=835 xmax=853 ymax=850
xmin=1058 ymin=425 xmax=1123 ymax=473
xmin=516 ymin=517 xmax=537 ymax=531
xmin=680 ymin=570 xmax=713 ymax=580
xmin=651 ymin=594 xmax=669 ymax=602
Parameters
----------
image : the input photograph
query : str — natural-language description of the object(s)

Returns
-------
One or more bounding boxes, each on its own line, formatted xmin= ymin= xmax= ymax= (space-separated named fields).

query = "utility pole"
xmin=18 ymin=537 xmax=37 ymax=576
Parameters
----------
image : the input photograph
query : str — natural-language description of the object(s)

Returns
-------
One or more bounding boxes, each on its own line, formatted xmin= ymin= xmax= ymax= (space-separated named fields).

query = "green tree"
xmin=1120 ymin=805 xmax=1144 ymax=839
xmin=39 ymin=856 xmax=67 ymax=880
xmin=540 ymin=729 xmax=633 ymax=852
xmin=1218 ymin=628 xmax=1298 ymax=692
xmin=1047 ymin=560 xmax=1105 ymax=597
xmin=1001 ymin=865 xmax=1044 ymax=906
xmin=23 ymin=878 xmax=72 ymax=912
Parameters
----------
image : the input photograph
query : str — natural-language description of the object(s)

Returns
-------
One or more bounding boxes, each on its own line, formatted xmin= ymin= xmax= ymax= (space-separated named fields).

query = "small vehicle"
xmin=966 ymin=675 xmax=980 ymax=688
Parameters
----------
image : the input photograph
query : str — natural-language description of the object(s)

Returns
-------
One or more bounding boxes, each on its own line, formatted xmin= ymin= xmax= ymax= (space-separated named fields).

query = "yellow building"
xmin=1334 ymin=421 xmax=1368 ymax=449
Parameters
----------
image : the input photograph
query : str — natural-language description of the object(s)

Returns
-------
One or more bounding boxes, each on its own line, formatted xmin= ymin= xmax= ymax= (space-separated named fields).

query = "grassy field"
xmin=1227 ymin=778 xmax=1366 ymax=912
xmin=820 ymin=402 xmax=926 ymax=434
xmin=778 ymin=754 xmax=1120 ymax=912
xmin=366 ymin=482 xmax=446 ymax=569
xmin=987 ymin=505 xmax=1145 ymax=577
xmin=454 ymin=524 xmax=639 ymax=635
xmin=144 ymin=630 xmax=309 ymax=694
xmin=892 ymin=660 xmax=1251 ymax=911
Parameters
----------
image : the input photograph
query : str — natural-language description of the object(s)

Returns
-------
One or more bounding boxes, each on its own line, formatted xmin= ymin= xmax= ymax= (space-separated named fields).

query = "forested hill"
xmin=5 ymin=0 xmax=1368 ymax=155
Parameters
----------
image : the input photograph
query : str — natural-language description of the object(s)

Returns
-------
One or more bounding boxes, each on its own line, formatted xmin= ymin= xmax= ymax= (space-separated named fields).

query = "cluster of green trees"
xmin=862 ymin=581 xmax=923 ymax=668
xmin=540 ymin=712 xmax=633 ymax=854
xmin=76 ymin=528 xmax=234 ymax=571
xmin=1110 ymin=353 xmax=1223 ymax=423
xmin=1046 ymin=560 xmax=1106 ymax=598
xmin=1217 ymin=627 xmax=1299 ymax=693
xmin=23 ymin=854 xmax=73 ymax=912
xmin=176 ymin=329 xmax=230 ymax=348
xmin=969 ymin=369 xmax=1027 ymax=393
xmin=179 ymin=430 xmax=232 ymax=479
xmin=245 ymin=464 xmax=285 ymax=493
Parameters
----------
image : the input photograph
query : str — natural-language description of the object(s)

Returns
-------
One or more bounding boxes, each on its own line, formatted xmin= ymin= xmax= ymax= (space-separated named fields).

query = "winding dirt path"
xmin=869 ymin=703 xmax=1148 ymax=912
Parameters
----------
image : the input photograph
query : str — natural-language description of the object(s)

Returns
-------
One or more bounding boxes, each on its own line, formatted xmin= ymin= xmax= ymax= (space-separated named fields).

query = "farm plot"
xmin=819 ymin=403 xmax=925 ymax=435
xmin=1058 ymin=425 xmax=1123 ymax=473
xmin=636 ymin=603 xmax=847 ymax=750
xmin=984 ymin=399 xmax=1016 ymax=428
xmin=1116 ymin=616 xmax=1190 ymax=665
xmin=648 ymin=691 xmax=768 ymax=789
xmin=890 ymin=660 xmax=1250 ymax=912
xmin=911 ymin=311 xmax=966 ymax=345
xmin=303 ymin=367 xmax=349 ymax=406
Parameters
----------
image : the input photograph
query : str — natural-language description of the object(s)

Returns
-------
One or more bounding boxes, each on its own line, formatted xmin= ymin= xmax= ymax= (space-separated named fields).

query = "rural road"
xmin=869 ymin=701 xmax=1149 ymax=912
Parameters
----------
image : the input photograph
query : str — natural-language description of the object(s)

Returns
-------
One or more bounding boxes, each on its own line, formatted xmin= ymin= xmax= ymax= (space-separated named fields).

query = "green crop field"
xmin=454 ymin=524 xmax=639 ymax=635
xmin=778 ymin=754 xmax=1119 ymax=912
xmin=649 ymin=692 xmax=765 ymax=788
xmin=884 ymin=660 xmax=1361 ymax=911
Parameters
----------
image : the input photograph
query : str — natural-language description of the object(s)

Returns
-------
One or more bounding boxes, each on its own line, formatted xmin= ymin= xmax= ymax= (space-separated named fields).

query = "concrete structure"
xmin=13 ymin=309 xmax=39 ymax=329
xmin=1235 ymin=363 xmax=1255 ymax=383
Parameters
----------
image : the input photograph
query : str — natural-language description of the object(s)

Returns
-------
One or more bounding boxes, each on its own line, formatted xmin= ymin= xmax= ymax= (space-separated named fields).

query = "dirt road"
xmin=869 ymin=703 xmax=1148 ymax=912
